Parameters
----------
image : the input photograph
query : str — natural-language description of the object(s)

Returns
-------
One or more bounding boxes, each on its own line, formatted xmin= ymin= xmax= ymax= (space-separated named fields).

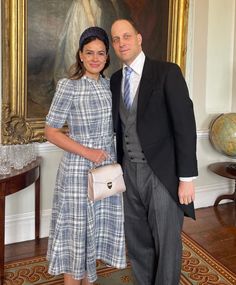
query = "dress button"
xmin=128 ymin=149 xmax=131 ymax=152
xmin=142 ymin=158 xmax=145 ymax=161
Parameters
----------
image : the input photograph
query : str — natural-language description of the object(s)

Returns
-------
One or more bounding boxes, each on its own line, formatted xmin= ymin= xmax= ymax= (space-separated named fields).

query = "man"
xmin=110 ymin=19 xmax=198 ymax=285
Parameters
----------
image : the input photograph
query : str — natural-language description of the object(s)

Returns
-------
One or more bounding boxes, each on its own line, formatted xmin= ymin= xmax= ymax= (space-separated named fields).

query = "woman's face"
xmin=79 ymin=39 xmax=108 ymax=80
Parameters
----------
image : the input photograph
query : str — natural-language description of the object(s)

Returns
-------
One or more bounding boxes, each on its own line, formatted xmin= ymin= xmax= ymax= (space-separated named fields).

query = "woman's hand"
xmin=83 ymin=147 xmax=108 ymax=164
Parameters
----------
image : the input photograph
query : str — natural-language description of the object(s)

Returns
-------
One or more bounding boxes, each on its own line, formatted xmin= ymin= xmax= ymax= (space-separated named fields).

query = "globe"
xmin=209 ymin=113 xmax=236 ymax=158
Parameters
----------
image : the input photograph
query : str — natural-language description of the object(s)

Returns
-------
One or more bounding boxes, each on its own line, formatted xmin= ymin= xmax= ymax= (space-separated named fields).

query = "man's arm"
xmin=164 ymin=63 xmax=198 ymax=178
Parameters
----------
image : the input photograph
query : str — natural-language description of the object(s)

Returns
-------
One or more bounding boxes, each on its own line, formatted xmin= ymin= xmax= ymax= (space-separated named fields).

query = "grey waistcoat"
xmin=119 ymin=90 xmax=147 ymax=163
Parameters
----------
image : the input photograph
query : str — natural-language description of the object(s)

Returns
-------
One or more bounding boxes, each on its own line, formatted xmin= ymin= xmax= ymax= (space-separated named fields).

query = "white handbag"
xmin=88 ymin=162 xmax=126 ymax=201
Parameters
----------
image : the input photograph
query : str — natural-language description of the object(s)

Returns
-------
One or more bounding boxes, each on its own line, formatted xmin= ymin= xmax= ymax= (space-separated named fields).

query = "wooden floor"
xmin=183 ymin=202 xmax=236 ymax=273
xmin=5 ymin=202 xmax=236 ymax=274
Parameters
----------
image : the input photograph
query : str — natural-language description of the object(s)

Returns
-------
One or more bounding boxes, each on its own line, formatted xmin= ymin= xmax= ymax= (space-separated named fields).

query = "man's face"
xmin=111 ymin=20 xmax=142 ymax=65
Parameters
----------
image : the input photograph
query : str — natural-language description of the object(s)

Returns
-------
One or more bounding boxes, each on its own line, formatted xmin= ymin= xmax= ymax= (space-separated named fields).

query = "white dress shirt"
xmin=122 ymin=51 xmax=145 ymax=104
xmin=122 ymin=51 xmax=196 ymax=182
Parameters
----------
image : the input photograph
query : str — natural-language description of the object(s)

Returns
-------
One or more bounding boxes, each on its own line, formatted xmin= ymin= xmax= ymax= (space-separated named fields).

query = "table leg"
xmin=214 ymin=180 xmax=236 ymax=206
xmin=0 ymin=192 xmax=5 ymax=285
xmin=35 ymin=169 xmax=40 ymax=242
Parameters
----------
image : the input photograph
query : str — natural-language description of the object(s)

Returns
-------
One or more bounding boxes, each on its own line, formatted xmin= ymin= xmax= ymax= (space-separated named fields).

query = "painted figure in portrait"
xmin=27 ymin=0 xmax=169 ymax=119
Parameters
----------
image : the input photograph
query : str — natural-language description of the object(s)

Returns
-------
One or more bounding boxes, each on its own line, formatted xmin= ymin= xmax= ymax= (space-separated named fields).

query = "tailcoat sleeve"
xmin=164 ymin=64 xmax=198 ymax=177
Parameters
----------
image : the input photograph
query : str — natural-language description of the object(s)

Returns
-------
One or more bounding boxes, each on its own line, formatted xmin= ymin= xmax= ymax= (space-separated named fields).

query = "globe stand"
xmin=208 ymin=162 xmax=236 ymax=206
xmin=226 ymin=163 xmax=236 ymax=176
xmin=209 ymin=113 xmax=236 ymax=206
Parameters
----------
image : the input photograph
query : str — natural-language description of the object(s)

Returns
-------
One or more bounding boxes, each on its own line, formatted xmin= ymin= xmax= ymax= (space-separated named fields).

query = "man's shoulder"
xmin=110 ymin=68 xmax=122 ymax=84
xmin=144 ymin=58 xmax=183 ymax=79
xmin=145 ymin=57 xmax=180 ymax=71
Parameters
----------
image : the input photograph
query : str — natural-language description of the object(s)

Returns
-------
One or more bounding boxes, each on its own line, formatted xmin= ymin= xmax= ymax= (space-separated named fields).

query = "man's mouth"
xmin=120 ymin=49 xmax=129 ymax=54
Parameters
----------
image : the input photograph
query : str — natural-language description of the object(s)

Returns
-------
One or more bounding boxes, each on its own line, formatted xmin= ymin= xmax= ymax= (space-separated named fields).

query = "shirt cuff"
xmin=179 ymin=177 xmax=197 ymax=182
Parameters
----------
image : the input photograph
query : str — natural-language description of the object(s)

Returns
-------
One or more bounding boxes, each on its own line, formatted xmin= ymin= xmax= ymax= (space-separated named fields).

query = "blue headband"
xmin=79 ymin=27 xmax=109 ymax=52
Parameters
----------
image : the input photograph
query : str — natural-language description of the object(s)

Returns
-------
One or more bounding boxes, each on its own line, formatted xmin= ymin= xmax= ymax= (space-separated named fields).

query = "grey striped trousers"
xmin=123 ymin=158 xmax=184 ymax=285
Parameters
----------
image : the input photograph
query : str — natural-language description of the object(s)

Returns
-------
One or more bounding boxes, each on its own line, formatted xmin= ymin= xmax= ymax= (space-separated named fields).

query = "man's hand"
xmin=178 ymin=181 xmax=195 ymax=205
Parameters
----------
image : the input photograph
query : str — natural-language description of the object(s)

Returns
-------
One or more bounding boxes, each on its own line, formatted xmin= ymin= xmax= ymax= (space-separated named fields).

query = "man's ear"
xmin=137 ymin=33 xmax=142 ymax=46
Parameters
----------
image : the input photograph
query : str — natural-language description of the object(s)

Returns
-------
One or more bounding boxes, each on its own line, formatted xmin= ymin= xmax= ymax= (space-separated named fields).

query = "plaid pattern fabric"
xmin=46 ymin=77 xmax=126 ymax=282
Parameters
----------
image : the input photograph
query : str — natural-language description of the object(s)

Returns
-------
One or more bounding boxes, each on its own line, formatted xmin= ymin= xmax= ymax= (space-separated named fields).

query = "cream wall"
xmin=233 ymin=0 xmax=236 ymax=111
xmin=193 ymin=0 xmax=235 ymax=128
xmin=2 ymin=0 xmax=236 ymax=244
xmin=190 ymin=0 xmax=235 ymax=193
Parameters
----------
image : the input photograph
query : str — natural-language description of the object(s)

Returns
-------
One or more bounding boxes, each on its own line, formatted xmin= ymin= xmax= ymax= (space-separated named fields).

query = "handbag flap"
xmin=89 ymin=163 xmax=123 ymax=183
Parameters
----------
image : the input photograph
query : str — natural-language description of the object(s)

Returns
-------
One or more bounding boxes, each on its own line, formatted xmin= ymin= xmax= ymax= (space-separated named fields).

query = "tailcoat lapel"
xmin=112 ymin=70 xmax=122 ymax=128
xmin=137 ymin=58 xmax=155 ymax=116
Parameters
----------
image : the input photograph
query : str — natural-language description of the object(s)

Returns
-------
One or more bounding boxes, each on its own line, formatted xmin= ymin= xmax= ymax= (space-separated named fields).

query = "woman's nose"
xmin=92 ymin=53 xmax=99 ymax=61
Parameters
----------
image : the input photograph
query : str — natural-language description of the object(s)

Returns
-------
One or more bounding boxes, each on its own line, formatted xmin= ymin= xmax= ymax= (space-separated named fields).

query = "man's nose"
xmin=119 ymin=39 xmax=125 ymax=47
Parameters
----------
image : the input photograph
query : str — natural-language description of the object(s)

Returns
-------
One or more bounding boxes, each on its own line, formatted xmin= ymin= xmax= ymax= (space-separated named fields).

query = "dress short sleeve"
xmin=46 ymin=78 xmax=74 ymax=128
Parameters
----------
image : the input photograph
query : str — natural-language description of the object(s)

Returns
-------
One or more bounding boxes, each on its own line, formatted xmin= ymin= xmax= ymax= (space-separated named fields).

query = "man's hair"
xmin=113 ymin=18 xmax=141 ymax=34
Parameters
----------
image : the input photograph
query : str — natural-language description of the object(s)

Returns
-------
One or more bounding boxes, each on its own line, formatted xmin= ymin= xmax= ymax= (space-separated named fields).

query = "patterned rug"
xmin=3 ymin=232 xmax=236 ymax=285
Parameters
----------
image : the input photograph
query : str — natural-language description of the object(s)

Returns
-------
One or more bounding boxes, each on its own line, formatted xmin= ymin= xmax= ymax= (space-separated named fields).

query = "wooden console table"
xmin=208 ymin=162 xmax=236 ymax=206
xmin=0 ymin=157 xmax=42 ymax=285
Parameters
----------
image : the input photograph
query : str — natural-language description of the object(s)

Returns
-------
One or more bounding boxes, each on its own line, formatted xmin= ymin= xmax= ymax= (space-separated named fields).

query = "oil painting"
xmin=2 ymin=0 xmax=189 ymax=144
xmin=27 ymin=0 xmax=169 ymax=118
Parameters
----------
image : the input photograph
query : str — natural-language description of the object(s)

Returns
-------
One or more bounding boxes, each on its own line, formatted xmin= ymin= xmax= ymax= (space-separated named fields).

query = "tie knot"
xmin=125 ymin=66 xmax=133 ymax=76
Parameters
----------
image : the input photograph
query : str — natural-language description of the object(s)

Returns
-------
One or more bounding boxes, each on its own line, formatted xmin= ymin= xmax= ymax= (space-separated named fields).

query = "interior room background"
xmin=1 ymin=0 xmax=236 ymax=244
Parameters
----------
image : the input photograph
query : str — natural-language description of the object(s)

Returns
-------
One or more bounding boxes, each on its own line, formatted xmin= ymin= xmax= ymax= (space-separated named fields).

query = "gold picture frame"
xmin=1 ymin=0 xmax=189 ymax=144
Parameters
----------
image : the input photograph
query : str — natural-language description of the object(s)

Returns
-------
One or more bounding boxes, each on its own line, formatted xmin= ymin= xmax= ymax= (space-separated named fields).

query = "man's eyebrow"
xmin=112 ymin=33 xmax=132 ymax=38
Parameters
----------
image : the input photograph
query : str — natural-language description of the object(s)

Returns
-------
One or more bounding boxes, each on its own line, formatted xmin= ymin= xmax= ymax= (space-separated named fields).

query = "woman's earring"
xmin=80 ymin=59 xmax=83 ymax=62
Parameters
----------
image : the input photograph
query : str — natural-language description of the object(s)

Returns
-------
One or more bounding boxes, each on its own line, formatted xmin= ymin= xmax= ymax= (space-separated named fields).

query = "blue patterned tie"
xmin=123 ymin=66 xmax=133 ymax=110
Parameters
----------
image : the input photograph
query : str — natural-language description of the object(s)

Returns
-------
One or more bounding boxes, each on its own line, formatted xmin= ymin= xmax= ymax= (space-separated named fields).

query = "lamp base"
xmin=226 ymin=163 xmax=236 ymax=176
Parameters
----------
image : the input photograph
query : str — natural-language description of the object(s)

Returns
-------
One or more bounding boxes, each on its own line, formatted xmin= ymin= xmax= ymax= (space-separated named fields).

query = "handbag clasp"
xmin=107 ymin=182 xmax=112 ymax=189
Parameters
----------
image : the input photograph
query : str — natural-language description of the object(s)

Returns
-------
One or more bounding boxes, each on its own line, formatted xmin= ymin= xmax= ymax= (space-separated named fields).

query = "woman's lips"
xmin=90 ymin=63 xmax=100 ymax=68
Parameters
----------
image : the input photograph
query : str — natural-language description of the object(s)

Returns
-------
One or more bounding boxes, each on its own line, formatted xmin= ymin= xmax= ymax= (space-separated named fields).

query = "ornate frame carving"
xmin=1 ymin=0 xmax=189 ymax=144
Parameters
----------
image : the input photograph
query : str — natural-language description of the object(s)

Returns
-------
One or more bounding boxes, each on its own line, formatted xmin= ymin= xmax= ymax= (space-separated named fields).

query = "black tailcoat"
xmin=110 ymin=58 xmax=198 ymax=219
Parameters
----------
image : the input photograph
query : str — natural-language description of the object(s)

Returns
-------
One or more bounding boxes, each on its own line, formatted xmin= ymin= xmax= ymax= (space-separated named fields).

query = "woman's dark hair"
xmin=69 ymin=27 xmax=110 ymax=80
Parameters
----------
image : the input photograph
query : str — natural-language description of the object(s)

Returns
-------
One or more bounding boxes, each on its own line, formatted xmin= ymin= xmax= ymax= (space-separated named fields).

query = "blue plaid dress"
xmin=46 ymin=76 xmax=126 ymax=282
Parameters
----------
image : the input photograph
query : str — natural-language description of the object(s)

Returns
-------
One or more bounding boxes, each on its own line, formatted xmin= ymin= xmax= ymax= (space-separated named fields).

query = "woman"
xmin=45 ymin=27 xmax=126 ymax=285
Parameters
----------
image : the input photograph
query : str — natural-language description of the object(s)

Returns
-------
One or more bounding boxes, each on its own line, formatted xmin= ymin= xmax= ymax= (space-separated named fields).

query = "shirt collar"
xmin=123 ymin=51 xmax=145 ymax=76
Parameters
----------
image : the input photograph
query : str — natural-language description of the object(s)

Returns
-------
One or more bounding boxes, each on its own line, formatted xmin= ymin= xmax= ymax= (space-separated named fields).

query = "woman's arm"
xmin=45 ymin=125 xmax=107 ymax=164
